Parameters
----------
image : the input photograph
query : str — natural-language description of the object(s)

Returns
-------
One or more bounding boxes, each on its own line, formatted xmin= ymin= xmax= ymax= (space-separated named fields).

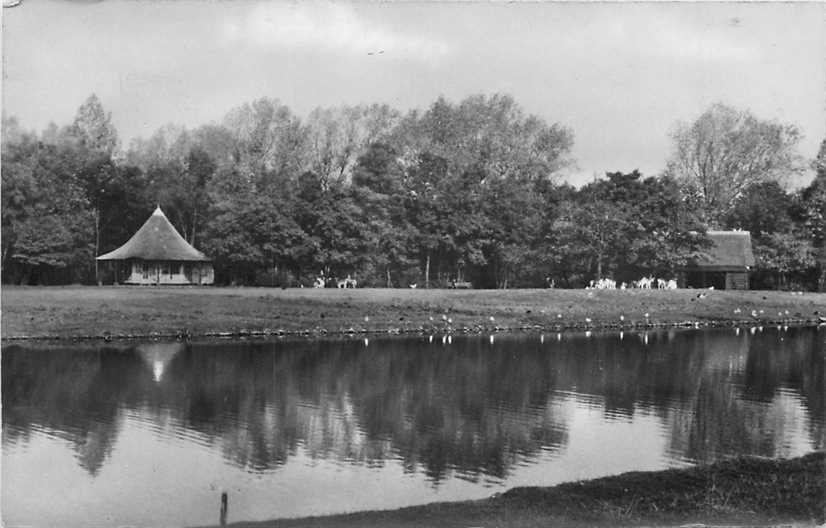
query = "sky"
xmin=3 ymin=0 xmax=825 ymax=187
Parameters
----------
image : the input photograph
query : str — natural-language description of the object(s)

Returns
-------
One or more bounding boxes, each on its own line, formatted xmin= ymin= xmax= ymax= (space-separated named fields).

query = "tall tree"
xmin=665 ymin=103 xmax=803 ymax=226
xmin=352 ymin=143 xmax=415 ymax=286
xmin=69 ymin=94 xmax=119 ymax=156
xmin=1 ymin=121 xmax=95 ymax=284
xmin=799 ymin=140 xmax=826 ymax=290
xmin=304 ymin=104 xmax=400 ymax=184
xmin=66 ymin=95 xmax=123 ymax=281
xmin=222 ymin=97 xmax=307 ymax=181
xmin=396 ymin=94 xmax=573 ymax=183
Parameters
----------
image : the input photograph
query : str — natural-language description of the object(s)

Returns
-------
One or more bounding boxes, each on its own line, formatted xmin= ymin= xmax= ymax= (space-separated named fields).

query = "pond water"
xmin=3 ymin=327 xmax=824 ymax=528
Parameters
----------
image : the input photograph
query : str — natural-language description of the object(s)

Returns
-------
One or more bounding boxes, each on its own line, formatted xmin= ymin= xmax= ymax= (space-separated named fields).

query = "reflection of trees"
xmin=744 ymin=329 xmax=825 ymax=451
xmin=163 ymin=338 xmax=571 ymax=482
xmin=667 ymin=328 xmax=825 ymax=461
xmin=3 ymin=328 xmax=823 ymax=481
xmin=2 ymin=345 xmax=143 ymax=475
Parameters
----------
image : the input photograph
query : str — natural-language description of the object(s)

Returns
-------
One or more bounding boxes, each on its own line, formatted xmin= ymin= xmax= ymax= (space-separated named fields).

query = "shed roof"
xmin=97 ymin=206 xmax=210 ymax=262
xmin=694 ymin=230 xmax=756 ymax=269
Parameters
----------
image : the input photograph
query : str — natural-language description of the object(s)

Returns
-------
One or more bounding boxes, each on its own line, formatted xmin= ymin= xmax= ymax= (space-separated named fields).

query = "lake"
xmin=3 ymin=326 xmax=824 ymax=528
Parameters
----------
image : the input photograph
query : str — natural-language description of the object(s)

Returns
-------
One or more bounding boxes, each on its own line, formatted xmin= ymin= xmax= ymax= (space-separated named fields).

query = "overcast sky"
xmin=3 ymin=1 xmax=825 ymax=186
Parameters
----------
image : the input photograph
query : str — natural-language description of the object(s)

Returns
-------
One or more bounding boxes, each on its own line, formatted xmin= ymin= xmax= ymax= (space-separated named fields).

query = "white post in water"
xmin=220 ymin=492 xmax=228 ymax=527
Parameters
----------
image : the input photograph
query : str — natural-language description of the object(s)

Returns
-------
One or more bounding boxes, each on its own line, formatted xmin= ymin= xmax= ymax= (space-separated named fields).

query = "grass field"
xmin=2 ymin=285 xmax=824 ymax=339
xmin=194 ymin=451 xmax=825 ymax=528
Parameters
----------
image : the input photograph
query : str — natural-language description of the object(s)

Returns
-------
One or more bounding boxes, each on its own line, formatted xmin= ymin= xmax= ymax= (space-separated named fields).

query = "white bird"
xmin=557 ymin=314 xmax=562 ymax=319
xmin=364 ymin=316 xmax=369 ymax=323
xmin=644 ymin=313 xmax=650 ymax=318
xmin=620 ymin=315 xmax=625 ymax=321
xmin=489 ymin=316 xmax=495 ymax=322
xmin=447 ymin=318 xmax=452 ymax=324
xmin=585 ymin=317 xmax=592 ymax=323
xmin=442 ymin=314 xmax=447 ymax=321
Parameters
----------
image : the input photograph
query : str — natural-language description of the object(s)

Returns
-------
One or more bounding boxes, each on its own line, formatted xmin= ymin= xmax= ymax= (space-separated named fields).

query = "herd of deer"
xmin=588 ymin=277 xmax=678 ymax=290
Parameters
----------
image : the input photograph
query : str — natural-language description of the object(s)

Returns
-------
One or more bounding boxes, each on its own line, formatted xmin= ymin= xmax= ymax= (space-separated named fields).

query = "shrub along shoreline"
xmin=2 ymin=286 xmax=825 ymax=341
xmin=194 ymin=452 xmax=825 ymax=528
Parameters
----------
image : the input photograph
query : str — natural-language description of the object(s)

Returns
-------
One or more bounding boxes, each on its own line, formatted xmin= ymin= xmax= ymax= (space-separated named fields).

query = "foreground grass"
xmin=2 ymin=286 xmax=825 ymax=340
xmin=194 ymin=452 xmax=825 ymax=528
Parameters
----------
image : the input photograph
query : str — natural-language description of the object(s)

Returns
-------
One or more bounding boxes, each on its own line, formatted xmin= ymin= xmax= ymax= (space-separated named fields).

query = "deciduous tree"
xmin=665 ymin=103 xmax=803 ymax=225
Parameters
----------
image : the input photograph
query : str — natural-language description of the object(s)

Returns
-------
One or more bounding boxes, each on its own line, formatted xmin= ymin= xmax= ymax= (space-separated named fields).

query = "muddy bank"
xmin=2 ymin=286 xmax=825 ymax=341
xmin=192 ymin=451 xmax=824 ymax=528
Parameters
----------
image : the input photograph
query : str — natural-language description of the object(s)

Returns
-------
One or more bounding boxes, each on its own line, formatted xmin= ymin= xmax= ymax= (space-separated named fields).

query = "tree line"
xmin=2 ymin=94 xmax=824 ymax=289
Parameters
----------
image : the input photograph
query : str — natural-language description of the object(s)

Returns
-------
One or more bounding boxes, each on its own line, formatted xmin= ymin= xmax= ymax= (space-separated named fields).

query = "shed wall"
xmin=725 ymin=272 xmax=749 ymax=290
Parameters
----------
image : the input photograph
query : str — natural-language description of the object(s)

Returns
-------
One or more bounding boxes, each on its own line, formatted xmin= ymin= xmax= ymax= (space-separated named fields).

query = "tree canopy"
xmin=2 ymin=96 xmax=822 ymax=290
xmin=665 ymin=103 xmax=803 ymax=226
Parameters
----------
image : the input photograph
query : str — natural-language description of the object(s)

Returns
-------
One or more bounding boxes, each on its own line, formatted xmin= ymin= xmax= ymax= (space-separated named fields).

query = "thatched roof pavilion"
xmin=97 ymin=206 xmax=213 ymax=285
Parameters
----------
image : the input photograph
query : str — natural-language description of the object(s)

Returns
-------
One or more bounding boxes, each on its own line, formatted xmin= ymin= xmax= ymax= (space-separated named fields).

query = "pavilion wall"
xmin=122 ymin=261 xmax=214 ymax=285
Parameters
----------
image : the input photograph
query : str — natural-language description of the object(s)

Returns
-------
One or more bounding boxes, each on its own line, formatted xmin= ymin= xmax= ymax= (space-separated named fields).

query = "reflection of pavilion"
xmin=136 ymin=342 xmax=185 ymax=382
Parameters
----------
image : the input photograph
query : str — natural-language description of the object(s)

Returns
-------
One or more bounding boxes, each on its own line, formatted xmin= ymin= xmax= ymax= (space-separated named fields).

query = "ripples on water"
xmin=2 ymin=326 xmax=824 ymax=527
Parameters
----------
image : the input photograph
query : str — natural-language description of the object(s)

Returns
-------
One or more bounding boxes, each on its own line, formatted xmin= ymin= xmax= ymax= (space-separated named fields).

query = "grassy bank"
xmin=2 ymin=286 xmax=825 ymax=340
xmin=194 ymin=451 xmax=825 ymax=528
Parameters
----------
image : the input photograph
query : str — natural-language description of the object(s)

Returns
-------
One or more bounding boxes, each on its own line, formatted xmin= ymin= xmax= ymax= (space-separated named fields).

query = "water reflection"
xmin=2 ymin=327 xmax=824 ymax=525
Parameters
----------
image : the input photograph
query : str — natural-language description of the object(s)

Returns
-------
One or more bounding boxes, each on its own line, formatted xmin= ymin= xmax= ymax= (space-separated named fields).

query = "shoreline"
xmin=193 ymin=451 xmax=825 ymax=528
xmin=2 ymin=286 xmax=825 ymax=342
xmin=2 ymin=318 xmax=821 ymax=343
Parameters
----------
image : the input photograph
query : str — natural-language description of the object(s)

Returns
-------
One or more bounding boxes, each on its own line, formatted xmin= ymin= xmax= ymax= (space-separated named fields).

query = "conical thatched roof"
xmin=97 ymin=206 xmax=210 ymax=261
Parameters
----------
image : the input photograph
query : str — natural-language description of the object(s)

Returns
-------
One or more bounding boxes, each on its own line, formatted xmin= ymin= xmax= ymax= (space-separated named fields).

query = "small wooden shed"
xmin=97 ymin=206 xmax=214 ymax=285
xmin=681 ymin=230 xmax=755 ymax=290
